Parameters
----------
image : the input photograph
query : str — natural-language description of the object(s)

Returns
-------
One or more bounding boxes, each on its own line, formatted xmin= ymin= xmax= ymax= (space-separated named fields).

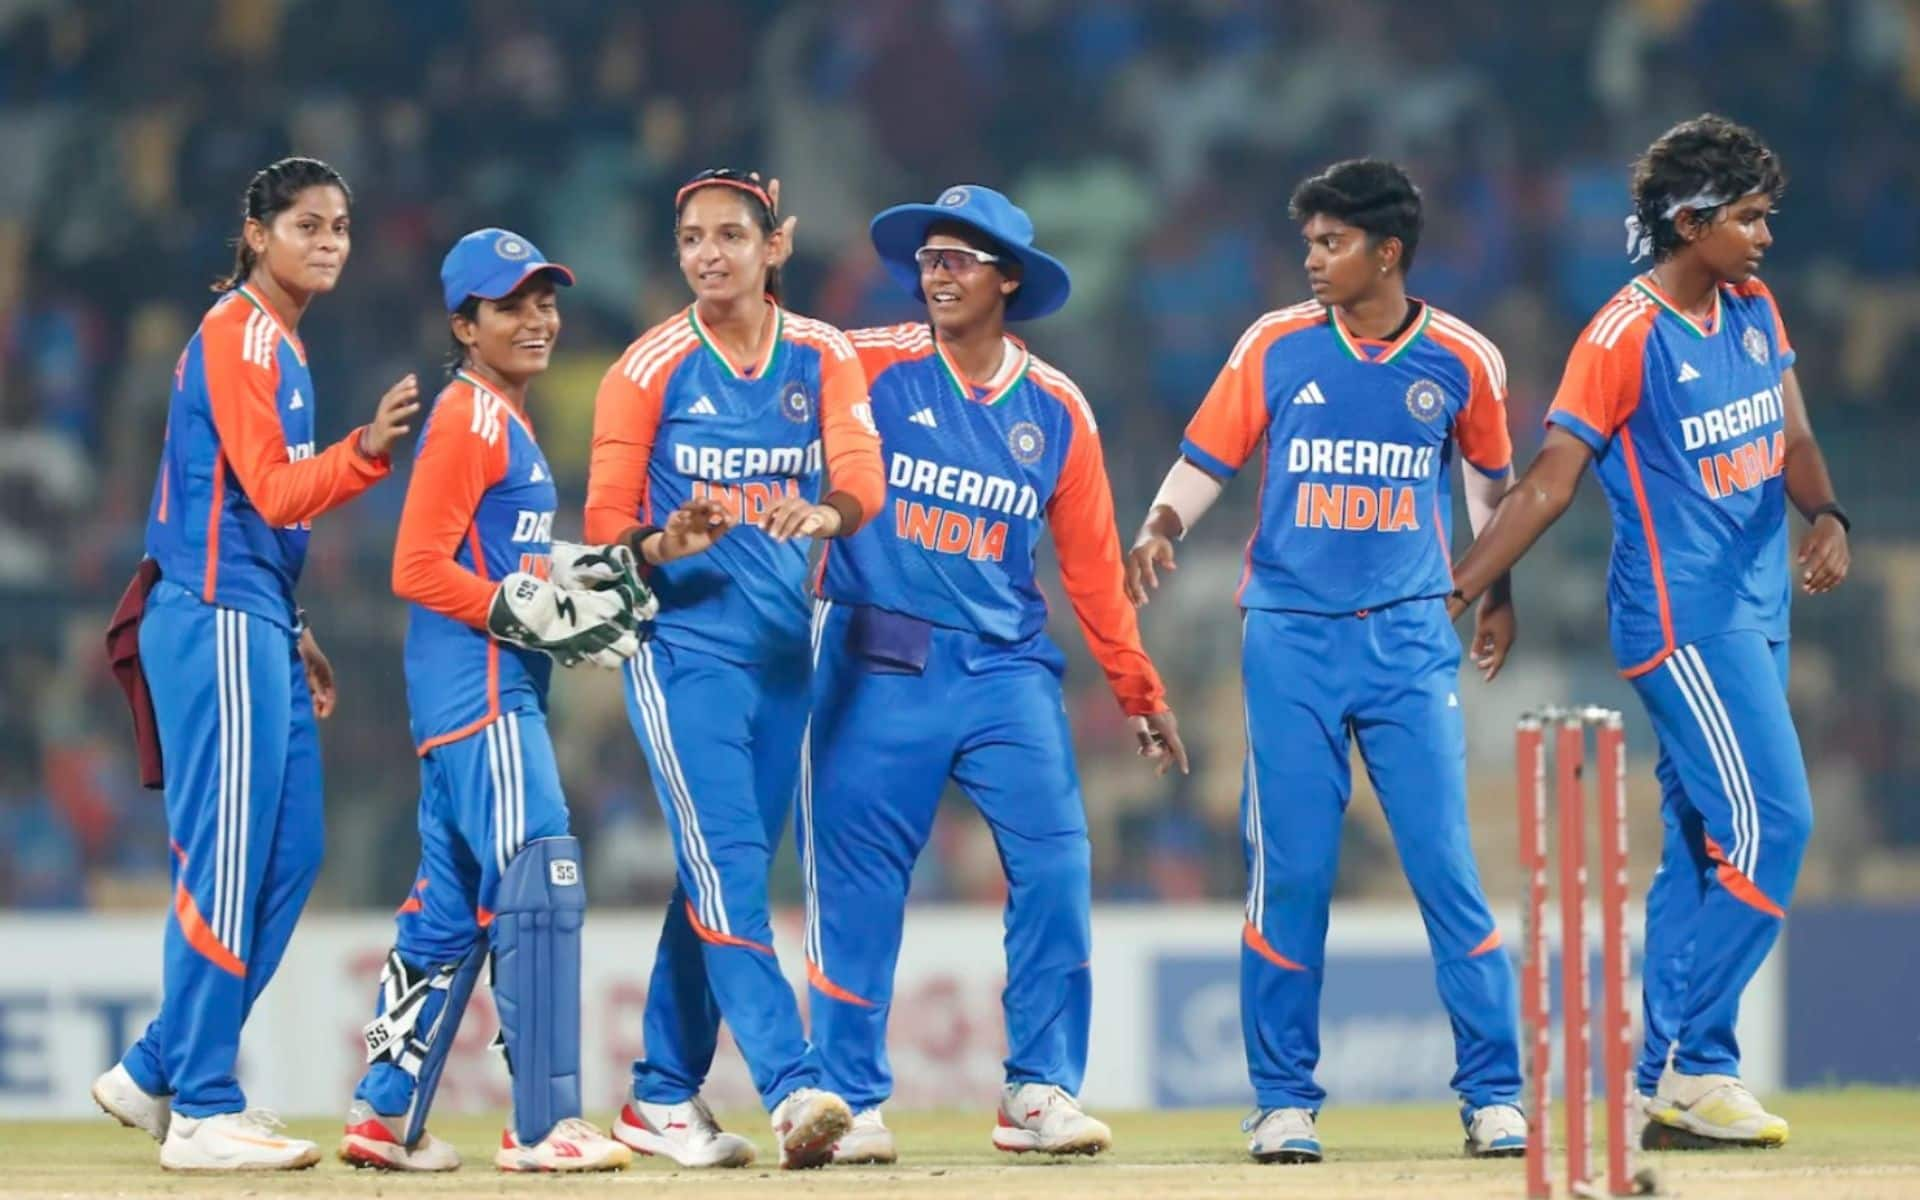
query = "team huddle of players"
xmin=90 ymin=109 xmax=1847 ymax=1175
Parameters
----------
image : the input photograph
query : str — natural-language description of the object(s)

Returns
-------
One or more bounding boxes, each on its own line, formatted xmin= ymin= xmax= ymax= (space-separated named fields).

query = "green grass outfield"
xmin=3 ymin=1089 xmax=1917 ymax=1199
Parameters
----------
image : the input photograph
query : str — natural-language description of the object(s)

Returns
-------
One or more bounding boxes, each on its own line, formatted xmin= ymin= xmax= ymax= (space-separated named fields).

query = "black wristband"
xmin=625 ymin=524 xmax=664 ymax=562
xmin=1808 ymin=503 xmax=1851 ymax=533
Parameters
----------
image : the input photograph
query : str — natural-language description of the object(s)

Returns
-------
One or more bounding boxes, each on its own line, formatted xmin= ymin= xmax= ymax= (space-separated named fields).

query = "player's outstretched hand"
xmin=1125 ymin=534 xmax=1177 ymax=607
xmin=756 ymin=495 xmax=842 ymax=542
xmin=1131 ymin=710 xmax=1190 ymax=777
xmin=653 ymin=497 xmax=735 ymax=563
xmin=298 ymin=628 xmax=337 ymax=719
xmin=358 ymin=373 xmax=421 ymax=458
xmin=1797 ymin=514 xmax=1849 ymax=594
xmin=1471 ymin=595 xmax=1516 ymax=682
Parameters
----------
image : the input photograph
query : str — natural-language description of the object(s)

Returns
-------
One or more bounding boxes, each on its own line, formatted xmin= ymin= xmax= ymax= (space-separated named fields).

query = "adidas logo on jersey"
xmin=909 ymin=407 xmax=939 ymax=429
xmin=529 ymin=463 xmax=546 ymax=483
xmin=288 ymin=389 xmax=304 ymax=410
xmin=1677 ymin=362 xmax=1702 ymax=383
xmin=688 ymin=396 xmax=718 ymax=416
xmin=1292 ymin=381 xmax=1328 ymax=405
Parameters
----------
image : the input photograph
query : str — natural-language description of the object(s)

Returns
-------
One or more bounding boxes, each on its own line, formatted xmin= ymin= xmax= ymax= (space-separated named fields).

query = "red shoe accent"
xmin=619 ymin=1103 xmax=650 ymax=1132
xmin=1025 ymin=1109 xmax=1042 ymax=1120
xmin=996 ymin=1110 xmax=1018 ymax=1128
xmin=553 ymin=1140 xmax=582 ymax=1158
xmin=345 ymin=1117 xmax=402 ymax=1146
xmin=500 ymin=1130 xmax=515 ymax=1150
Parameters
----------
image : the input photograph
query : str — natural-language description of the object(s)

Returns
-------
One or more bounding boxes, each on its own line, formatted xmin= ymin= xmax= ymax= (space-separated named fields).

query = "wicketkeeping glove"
xmin=487 ymin=572 xmax=640 ymax=669
xmin=550 ymin=540 xmax=659 ymax=623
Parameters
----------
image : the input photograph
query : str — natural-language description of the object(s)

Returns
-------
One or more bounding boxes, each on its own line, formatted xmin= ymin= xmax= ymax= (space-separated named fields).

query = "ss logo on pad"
xmin=549 ymin=859 xmax=580 ymax=886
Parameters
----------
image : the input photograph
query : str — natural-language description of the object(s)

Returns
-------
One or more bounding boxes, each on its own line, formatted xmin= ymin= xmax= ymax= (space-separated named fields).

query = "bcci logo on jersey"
xmin=1743 ymin=326 xmax=1770 ymax=365
xmin=1404 ymin=379 xmax=1444 ymax=423
xmin=1007 ymin=421 xmax=1045 ymax=465
xmin=781 ymin=384 xmax=811 ymax=423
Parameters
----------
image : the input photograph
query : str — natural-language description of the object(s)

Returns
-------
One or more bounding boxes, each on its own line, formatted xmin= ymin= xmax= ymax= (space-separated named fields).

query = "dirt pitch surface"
xmin=3 ymin=1089 xmax=1916 ymax=1199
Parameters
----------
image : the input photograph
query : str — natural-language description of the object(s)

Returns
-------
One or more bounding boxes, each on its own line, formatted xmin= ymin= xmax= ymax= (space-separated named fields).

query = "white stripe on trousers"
xmin=215 ymin=609 xmax=233 ymax=952
xmin=213 ymin=609 xmax=252 ymax=954
xmin=506 ymin=713 xmax=525 ymax=867
xmin=628 ymin=644 xmax=729 ymax=933
xmin=1664 ymin=646 xmax=1760 ymax=880
xmin=800 ymin=599 xmax=832 ymax=969
xmin=1240 ymin=615 xmax=1264 ymax=930
xmin=485 ymin=715 xmax=527 ymax=878
xmin=1681 ymin=645 xmax=1761 ymax=879
xmin=1242 ymin=698 xmax=1264 ymax=929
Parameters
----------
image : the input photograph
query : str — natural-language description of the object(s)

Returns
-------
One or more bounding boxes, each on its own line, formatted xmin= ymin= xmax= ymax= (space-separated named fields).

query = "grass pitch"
xmin=3 ymin=1089 xmax=1917 ymax=1198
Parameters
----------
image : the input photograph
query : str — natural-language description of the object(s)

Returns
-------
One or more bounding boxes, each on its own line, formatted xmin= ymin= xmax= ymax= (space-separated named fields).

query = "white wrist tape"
xmin=1148 ymin=458 xmax=1225 ymax=540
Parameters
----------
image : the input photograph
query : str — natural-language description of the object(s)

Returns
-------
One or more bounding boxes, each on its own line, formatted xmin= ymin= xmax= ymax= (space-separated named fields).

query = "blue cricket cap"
xmin=440 ymin=228 xmax=575 ymax=314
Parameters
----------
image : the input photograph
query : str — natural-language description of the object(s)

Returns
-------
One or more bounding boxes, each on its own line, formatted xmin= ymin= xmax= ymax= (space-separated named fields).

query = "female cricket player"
xmin=1126 ymin=159 xmax=1528 ymax=1164
xmin=805 ymin=184 xmax=1187 ymax=1165
xmin=1448 ymin=114 xmax=1849 ymax=1148
xmin=585 ymin=169 xmax=885 ymax=1170
xmin=90 ymin=156 xmax=417 ymax=1171
xmin=338 ymin=228 xmax=652 ymax=1173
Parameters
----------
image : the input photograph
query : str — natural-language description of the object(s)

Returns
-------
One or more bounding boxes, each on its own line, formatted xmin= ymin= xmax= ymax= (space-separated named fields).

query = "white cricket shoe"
xmin=337 ymin=1100 xmax=461 ymax=1171
xmin=612 ymin=1095 xmax=756 ymax=1168
xmin=991 ymin=1083 xmax=1111 ymax=1156
xmin=1246 ymin=1106 xmax=1321 ymax=1164
xmin=832 ymin=1108 xmax=898 ymax=1164
xmin=495 ymin=1116 xmax=632 ymax=1172
xmin=771 ymin=1087 xmax=853 ymax=1169
xmin=1462 ymin=1102 xmax=1528 ymax=1157
xmin=160 ymin=1110 xmax=320 ymax=1172
xmin=92 ymin=1063 xmax=170 ymax=1141
xmin=1649 ymin=1068 xmax=1789 ymax=1146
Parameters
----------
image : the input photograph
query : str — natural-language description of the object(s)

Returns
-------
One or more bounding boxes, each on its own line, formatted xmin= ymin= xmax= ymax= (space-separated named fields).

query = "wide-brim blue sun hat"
xmin=440 ymin=227 xmax=576 ymax=314
xmin=869 ymin=185 xmax=1071 ymax=322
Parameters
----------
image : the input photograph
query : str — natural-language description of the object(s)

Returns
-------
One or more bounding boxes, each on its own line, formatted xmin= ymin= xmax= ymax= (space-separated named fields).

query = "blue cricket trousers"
xmin=1631 ymin=632 xmax=1811 ymax=1087
xmin=355 ymin=708 xmax=571 ymax=1118
xmin=1239 ymin=600 xmax=1520 ymax=1111
xmin=622 ymin=636 xmax=820 ymax=1110
xmin=800 ymin=601 xmax=1094 ymax=1111
xmin=118 ymin=580 xmax=324 ymax=1117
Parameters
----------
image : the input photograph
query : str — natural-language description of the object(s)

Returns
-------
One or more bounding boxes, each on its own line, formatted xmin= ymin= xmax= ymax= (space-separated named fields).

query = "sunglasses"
xmin=915 ymin=245 xmax=1002 ymax=273
xmin=675 ymin=168 xmax=775 ymax=214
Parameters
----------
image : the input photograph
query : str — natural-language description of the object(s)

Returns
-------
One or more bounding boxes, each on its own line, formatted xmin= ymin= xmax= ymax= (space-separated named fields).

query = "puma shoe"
xmin=991 ymin=1083 xmax=1111 ymax=1156
xmin=612 ymin=1095 xmax=755 ymax=1168
xmin=338 ymin=1100 xmax=461 ymax=1171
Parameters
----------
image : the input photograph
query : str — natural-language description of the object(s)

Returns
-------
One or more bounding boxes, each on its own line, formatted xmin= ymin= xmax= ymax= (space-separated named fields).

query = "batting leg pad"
xmin=355 ymin=942 xmax=485 ymax=1146
xmin=490 ymin=835 xmax=586 ymax=1146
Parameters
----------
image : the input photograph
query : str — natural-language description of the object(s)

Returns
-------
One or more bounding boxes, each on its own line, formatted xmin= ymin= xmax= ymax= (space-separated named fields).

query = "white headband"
xmin=1624 ymin=187 xmax=1736 ymax=260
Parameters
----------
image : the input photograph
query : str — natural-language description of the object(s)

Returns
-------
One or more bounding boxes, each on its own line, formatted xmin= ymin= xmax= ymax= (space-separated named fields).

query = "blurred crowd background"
xmin=2 ymin=0 xmax=1915 ymax=918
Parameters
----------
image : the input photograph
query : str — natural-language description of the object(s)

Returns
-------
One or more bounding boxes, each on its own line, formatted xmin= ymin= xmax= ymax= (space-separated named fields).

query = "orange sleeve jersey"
xmin=1179 ymin=300 xmax=1513 ymax=613
xmin=399 ymin=373 xmax=560 ymax=753
xmin=586 ymin=304 xmax=882 ymax=664
xmin=821 ymin=326 xmax=1166 ymax=717
xmin=392 ymin=378 xmax=513 ymax=629
xmin=1035 ymin=361 xmax=1166 ymax=716
xmin=1546 ymin=274 xmax=1796 ymax=675
xmin=142 ymin=286 xmax=389 ymax=627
